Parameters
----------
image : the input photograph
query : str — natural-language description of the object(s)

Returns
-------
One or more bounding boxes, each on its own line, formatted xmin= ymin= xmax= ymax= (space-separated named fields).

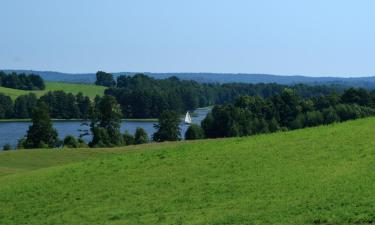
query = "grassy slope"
xmin=0 ymin=81 xmax=106 ymax=99
xmin=1 ymin=118 xmax=375 ymax=224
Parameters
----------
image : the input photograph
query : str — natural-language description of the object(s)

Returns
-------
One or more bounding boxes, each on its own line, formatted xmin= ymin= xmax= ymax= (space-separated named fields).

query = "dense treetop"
xmin=0 ymin=71 xmax=45 ymax=90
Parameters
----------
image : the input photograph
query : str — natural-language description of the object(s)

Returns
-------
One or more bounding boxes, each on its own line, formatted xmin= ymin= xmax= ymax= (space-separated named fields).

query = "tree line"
xmin=0 ymin=71 xmax=346 ymax=120
xmin=199 ymin=88 xmax=375 ymax=138
xmin=4 ymin=87 xmax=375 ymax=151
xmin=0 ymin=91 xmax=92 ymax=119
xmin=7 ymin=95 xmax=182 ymax=150
xmin=0 ymin=71 xmax=45 ymax=90
xmin=96 ymin=71 xmax=346 ymax=118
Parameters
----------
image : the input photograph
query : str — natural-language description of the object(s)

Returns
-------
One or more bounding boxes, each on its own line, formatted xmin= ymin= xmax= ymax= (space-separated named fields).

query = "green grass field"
xmin=0 ymin=81 xmax=106 ymax=99
xmin=1 ymin=118 xmax=375 ymax=224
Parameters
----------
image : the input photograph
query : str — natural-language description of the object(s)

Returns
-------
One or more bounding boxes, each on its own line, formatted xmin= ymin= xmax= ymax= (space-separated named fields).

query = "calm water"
xmin=0 ymin=108 xmax=210 ymax=149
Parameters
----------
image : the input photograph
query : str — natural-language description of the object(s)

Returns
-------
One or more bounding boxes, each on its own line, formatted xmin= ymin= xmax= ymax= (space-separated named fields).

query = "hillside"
xmin=0 ymin=81 xmax=106 ymax=99
xmin=1 ymin=118 xmax=375 ymax=224
xmin=4 ymin=69 xmax=375 ymax=88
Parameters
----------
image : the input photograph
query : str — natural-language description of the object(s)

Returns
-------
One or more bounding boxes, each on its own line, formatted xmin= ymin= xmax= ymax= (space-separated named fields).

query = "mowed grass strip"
xmin=1 ymin=118 xmax=375 ymax=224
xmin=0 ymin=81 xmax=106 ymax=99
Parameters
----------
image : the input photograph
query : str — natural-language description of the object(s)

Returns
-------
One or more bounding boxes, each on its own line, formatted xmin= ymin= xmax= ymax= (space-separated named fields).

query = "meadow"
xmin=0 ymin=81 xmax=106 ymax=99
xmin=1 ymin=118 xmax=375 ymax=224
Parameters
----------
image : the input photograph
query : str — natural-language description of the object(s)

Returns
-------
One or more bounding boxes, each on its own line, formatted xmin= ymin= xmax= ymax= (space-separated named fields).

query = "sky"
xmin=1 ymin=0 xmax=375 ymax=77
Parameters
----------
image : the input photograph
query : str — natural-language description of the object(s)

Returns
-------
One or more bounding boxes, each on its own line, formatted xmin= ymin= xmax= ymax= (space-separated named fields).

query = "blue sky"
xmin=1 ymin=0 xmax=375 ymax=77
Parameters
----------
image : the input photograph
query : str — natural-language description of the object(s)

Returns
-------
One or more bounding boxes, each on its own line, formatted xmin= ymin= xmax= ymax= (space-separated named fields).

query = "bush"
xmin=123 ymin=131 xmax=135 ymax=146
xmin=322 ymin=107 xmax=340 ymax=124
xmin=3 ymin=144 xmax=12 ymax=151
xmin=185 ymin=124 xmax=205 ymax=140
xmin=63 ymin=135 xmax=79 ymax=148
xmin=135 ymin=127 xmax=148 ymax=144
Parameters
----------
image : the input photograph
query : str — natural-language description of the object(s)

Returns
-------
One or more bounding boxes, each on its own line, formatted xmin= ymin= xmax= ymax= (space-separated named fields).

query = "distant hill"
xmin=1 ymin=118 xmax=375 ymax=224
xmin=3 ymin=69 xmax=375 ymax=88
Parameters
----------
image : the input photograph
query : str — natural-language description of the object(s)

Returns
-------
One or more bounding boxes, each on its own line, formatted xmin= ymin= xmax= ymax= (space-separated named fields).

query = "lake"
xmin=0 ymin=108 xmax=210 ymax=149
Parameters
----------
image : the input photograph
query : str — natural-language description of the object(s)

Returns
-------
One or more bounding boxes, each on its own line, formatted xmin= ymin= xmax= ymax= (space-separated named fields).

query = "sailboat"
xmin=184 ymin=111 xmax=192 ymax=124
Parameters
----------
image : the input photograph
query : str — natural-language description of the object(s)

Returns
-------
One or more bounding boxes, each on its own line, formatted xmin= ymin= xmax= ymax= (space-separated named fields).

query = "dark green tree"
xmin=63 ymin=135 xmax=79 ymax=148
xmin=135 ymin=127 xmax=148 ymax=144
xmin=95 ymin=71 xmax=115 ymax=87
xmin=23 ymin=102 xmax=58 ymax=148
xmin=89 ymin=95 xmax=123 ymax=147
xmin=14 ymin=93 xmax=37 ymax=118
xmin=185 ymin=124 xmax=205 ymax=140
xmin=123 ymin=131 xmax=135 ymax=145
xmin=0 ymin=94 xmax=13 ymax=119
xmin=3 ymin=144 xmax=12 ymax=151
xmin=153 ymin=111 xmax=181 ymax=142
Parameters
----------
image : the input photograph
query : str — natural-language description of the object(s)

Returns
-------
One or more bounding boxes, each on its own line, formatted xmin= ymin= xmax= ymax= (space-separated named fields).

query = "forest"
xmin=0 ymin=92 xmax=91 ymax=119
xmin=201 ymin=88 xmax=375 ymax=138
xmin=0 ymin=72 xmax=347 ymax=119
xmin=0 ymin=71 xmax=45 ymax=90
xmin=102 ymin=72 xmax=346 ymax=118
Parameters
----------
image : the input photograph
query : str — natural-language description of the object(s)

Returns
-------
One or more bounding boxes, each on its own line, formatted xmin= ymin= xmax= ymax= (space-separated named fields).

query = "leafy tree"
xmin=76 ymin=93 xmax=92 ymax=119
xmin=123 ymin=131 xmax=135 ymax=145
xmin=95 ymin=71 xmax=115 ymax=87
xmin=2 ymin=144 xmax=12 ymax=151
xmin=0 ymin=72 xmax=45 ymax=90
xmin=40 ymin=91 xmax=80 ymax=119
xmin=89 ymin=95 xmax=123 ymax=147
xmin=153 ymin=111 xmax=181 ymax=142
xmin=14 ymin=93 xmax=37 ymax=118
xmin=305 ymin=111 xmax=324 ymax=127
xmin=322 ymin=107 xmax=340 ymax=124
xmin=63 ymin=135 xmax=79 ymax=148
xmin=0 ymin=94 xmax=13 ymax=118
xmin=185 ymin=124 xmax=205 ymax=140
xmin=23 ymin=102 xmax=58 ymax=149
xmin=135 ymin=127 xmax=148 ymax=144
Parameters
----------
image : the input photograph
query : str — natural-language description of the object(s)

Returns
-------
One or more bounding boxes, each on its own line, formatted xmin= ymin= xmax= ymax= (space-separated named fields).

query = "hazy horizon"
xmin=1 ymin=0 xmax=375 ymax=77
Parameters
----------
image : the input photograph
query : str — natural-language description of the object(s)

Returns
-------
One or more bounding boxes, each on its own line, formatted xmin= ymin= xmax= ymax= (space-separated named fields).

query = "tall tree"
xmin=134 ymin=127 xmax=148 ymax=144
xmin=0 ymin=94 xmax=14 ymax=119
xmin=89 ymin=95 xmax=123 ymax=147
xmin=14 ymin=93 xmax=38 ymax=118
xmin=153 ymin=111 xmax=181 ymax=142
xmin=95 ymin=71 xmax=115 ymax=87
xmin=23 ymin=102 xmax=58 ymax=148
xmin=185 ymin=124 xmax=205 ymax=140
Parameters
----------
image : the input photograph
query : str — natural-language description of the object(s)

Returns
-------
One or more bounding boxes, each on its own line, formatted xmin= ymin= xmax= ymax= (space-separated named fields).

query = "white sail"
xmin=184 ymin=111 xmax=192 ymax=124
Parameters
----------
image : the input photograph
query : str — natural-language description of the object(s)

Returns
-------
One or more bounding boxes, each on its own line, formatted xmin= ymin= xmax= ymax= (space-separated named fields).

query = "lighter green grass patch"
xmin=0 ymin=81 xmax=106 ymax=99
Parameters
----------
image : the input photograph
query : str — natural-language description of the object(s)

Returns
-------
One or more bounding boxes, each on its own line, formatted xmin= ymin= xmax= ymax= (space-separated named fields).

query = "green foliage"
xmin=90 ymin=95 xmax=123 ymax=147
xmin=63 ymin=135 xmax=79 ymax=148
xmin=1 ymin=118 xmax=375 ymax=224
xmin=95 ymin=71 xmax=115 ymax=87
xmin=106 ymin=73 xmax=344 ymax=118
xmin=0 ymin=93 xmax=14 ymax=119
xmin=40 ymin=91 xmax=80 ymax=119
xmin=2 ymin=144 xmax=11 ymax=151
xmin=23 ymin=102 xmax=59 ymax=149
xmin=153 ymin=110 xmax=181 ymax=142
xmin=0 ymin=71 xmax=45 ymax=90
xmin=134 ymin=127 xmax=148 ymax=144
xmin=203 ymin=88 xmax=375 ymax=138
xmin=63 ymin=136 xmax=87 ymax=148
xmin=185 ymin=124 xmax=205 ymax=140
xmin=14 ymin=93 xmax=38 ymax=118
xmin=123 ymin=131 xmax=135 ymax=146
